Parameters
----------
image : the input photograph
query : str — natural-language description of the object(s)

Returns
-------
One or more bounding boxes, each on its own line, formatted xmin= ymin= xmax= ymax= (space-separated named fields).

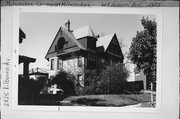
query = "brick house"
xmin=45 ymin=21 xmax=124 ymax=86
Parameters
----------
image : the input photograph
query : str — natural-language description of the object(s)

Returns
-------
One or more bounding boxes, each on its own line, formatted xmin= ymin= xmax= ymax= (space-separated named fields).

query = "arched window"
xmin=56 ymin=37 xmax=66 ymax=51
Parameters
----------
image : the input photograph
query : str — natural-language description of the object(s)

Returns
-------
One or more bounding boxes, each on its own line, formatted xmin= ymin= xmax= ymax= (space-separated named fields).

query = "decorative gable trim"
xmin=45 ymin=27 xmax=62 ymax=59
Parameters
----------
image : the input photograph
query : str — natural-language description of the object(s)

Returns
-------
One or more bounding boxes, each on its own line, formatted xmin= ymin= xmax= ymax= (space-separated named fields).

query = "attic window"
xmin=56 ymin=37 xmax=66 ymax=51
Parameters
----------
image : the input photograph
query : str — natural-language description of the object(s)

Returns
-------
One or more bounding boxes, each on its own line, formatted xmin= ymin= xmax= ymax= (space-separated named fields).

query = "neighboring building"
xmin=45 ymin=21 xmax=124 ymax=86
xmin=19 ymin=28 xmax=36 ymax=80
xmin=125 ymin=60 xmax=147 ymax=90
xmin=135 ymin=70 xmax=147 ymax=90
xmin=29 ymin=67 xmax=48 ymax=80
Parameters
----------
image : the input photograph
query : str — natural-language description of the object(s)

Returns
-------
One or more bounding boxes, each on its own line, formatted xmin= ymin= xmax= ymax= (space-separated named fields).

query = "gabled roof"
xmin=62 ymin=27 xmax=86 ymax=50
xmin=45 ymin=27 xmax=86 ymax=59
xmin=19 ymin=28 xmax=26 ymax=44
xmin=97 ymin=33 xmax=115 ymax=51
xmin=73 ymin=25 xmax=96 ymax=39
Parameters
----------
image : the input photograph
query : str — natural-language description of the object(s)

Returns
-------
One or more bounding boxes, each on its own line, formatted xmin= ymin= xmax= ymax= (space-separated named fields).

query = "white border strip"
xmin=11 ymin=6 xmax=162 ymax=113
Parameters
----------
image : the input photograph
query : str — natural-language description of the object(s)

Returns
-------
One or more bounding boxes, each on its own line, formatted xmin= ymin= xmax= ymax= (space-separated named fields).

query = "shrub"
xmin=76 ymin=69 xmax=100 ymax=95
xmin=50 ymin=71 xmax=76 ymax=96
xmin=80 ymin=63 xmax=130 ymax=95
xmin=18 ymin=75 xmax=46 ymax=104
xmin=96 ymin=63 xmax=129 ymax=94
xmin=47 ymin=63 xmax=130 ymax=96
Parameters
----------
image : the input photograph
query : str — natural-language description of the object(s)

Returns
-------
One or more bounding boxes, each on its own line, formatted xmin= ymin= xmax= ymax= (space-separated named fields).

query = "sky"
xmin=19 ymin=12 xmax=155 ymax=74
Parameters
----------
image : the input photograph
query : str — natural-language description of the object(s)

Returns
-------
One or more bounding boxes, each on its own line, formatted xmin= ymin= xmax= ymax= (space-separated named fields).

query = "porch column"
xmin=23 ymin=62 xmax=30 ymax=80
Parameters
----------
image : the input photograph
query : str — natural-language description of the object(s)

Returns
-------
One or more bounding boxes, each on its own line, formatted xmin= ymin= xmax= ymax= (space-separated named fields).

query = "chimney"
xmin=65 ymin=20 xmax=70 ymax=31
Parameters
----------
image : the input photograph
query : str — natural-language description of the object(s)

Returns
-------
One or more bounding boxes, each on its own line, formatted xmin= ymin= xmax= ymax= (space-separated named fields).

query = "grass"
xmin=63 ymin=94 xmax=155 ymax=107
xmin=18 ymin=93 xmax=155 ymax=107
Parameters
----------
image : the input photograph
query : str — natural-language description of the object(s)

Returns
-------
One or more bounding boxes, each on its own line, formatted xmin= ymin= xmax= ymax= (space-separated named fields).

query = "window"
xmin=88 ymin=53 xmax=92 ymax=61
xmin=101 ymin=58 xmax=105 ymax=64
xmin=78 ymin=57 xmax=83 ymax=67
xmin=110 ymin=60 xmax=113 ymax=64
xmin=56 ymin=37 xmax=66 ymax=53
xmin=90 ymin=54 xmax=92 ymax=61
xmin=87 ymin=53 xmax=89 ymax=60
xmin=58 ymin=58 xmax=63 ymax=70
xmin=50 ymin=59 xmax=55 ymax=70
xmin=93 ymin=54 xmax=95 ymax=62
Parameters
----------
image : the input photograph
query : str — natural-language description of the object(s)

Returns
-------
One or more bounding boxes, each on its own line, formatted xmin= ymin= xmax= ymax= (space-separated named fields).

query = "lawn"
xmin=62 ymin=94 xmax=155 ymax=107
xmin=18 ymin=93 xmax=155 ymax=107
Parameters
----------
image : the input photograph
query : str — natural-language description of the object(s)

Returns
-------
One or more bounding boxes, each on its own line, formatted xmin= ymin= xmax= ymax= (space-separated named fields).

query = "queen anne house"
xmin=45 ymin=21 xmax=124 ymax=86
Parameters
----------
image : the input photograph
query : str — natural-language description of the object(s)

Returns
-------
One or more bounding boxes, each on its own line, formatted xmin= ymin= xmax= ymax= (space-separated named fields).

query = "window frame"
xmin=78 ymin=56 xmax=83 ymax=67
xmin=50 ymin=59 xmax=55 ymax=70
xmin=57 ymin=58 xmax=63 ymax=70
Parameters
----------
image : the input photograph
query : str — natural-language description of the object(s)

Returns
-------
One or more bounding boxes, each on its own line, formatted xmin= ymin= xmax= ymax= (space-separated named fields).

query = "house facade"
xmin=45 ymin=21 xmax=124 ymax=86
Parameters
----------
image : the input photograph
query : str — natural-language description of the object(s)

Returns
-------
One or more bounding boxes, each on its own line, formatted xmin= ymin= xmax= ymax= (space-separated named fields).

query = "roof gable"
xmin=73 ymin=25 xmax=96 ymax=39
xmin=19 ymin=28 xmax=26 ymax=44
xmin=45 ymin=27 xmax=85 ymax=59
xmin=97 ymin=33 xmax=115 ymax=51
xmin=106 ymin=34 xmax=124 ymax=59
xmin=63 ymin=28 xmax=86 ymax=50
xmin=97 ymin=33 xmax=124 ymax=59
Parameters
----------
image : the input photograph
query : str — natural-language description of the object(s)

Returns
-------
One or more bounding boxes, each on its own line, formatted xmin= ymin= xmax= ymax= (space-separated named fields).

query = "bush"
xmin=96 ymin=63 xmax=129 ymax=94
xmin=18 ymin=75 xmax=46 ymax=104
xmin=80 ymin=86 xmax=96 ymax=95
xmin=50 ymin=71 xmax=76 ymax=96
xmin=47 ymin=63 xmax=130 ymax=96
xmin=80 ymin=63 xmax=130 ymax=95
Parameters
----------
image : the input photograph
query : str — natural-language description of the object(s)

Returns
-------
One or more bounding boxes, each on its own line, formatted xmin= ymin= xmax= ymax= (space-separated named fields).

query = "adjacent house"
xmin=19 ymin=28 xmax=36 ymax=80
xmin=29 ymin=67 xmax=49 ymax=81
xmin=45 ymin=21 xmax=124 ymax=86
xmin=125 ymin=61 xmax=147 ymax=90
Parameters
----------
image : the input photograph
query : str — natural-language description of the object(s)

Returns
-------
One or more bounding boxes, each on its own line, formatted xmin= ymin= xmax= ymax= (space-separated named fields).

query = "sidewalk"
xmin=123 ymin=102 xmax=153 ymax=108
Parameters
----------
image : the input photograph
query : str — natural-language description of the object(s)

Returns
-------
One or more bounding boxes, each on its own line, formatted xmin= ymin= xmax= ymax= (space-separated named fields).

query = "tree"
xmin=129 ymin=17 xmax=157 ymax=90
xmin=77 ymin=63 xmax=129 ymax=95
xmin=96 ymin=63 xmax=129 ymax=94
